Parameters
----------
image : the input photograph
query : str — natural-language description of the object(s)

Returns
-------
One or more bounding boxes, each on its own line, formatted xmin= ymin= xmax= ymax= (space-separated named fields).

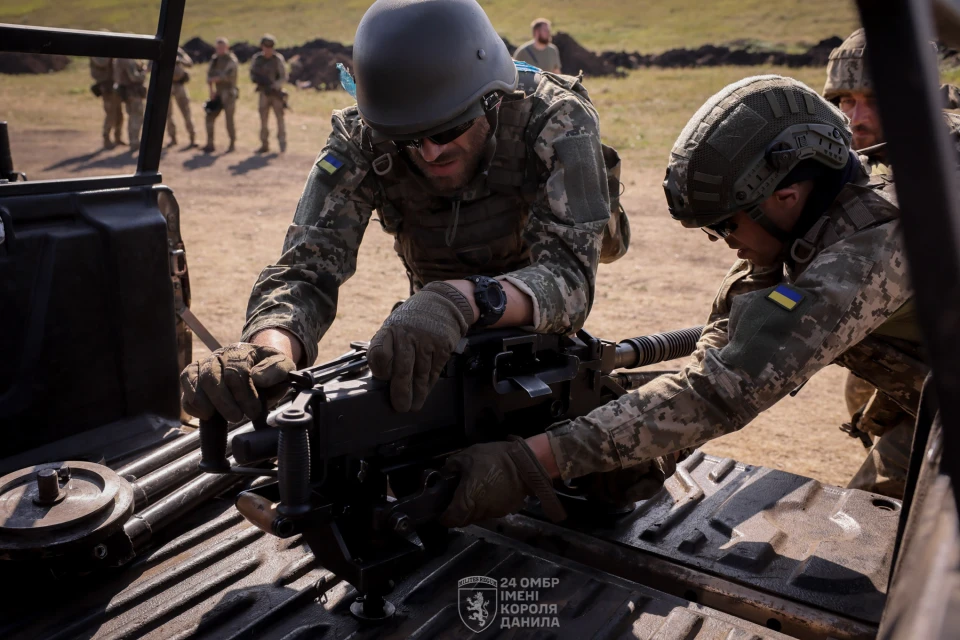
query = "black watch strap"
xmin=465 ymin=275 xmax=507 ymax=327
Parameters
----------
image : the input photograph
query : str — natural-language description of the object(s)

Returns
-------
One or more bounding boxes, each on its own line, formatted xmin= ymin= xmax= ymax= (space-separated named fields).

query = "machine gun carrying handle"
xmin=198 ymin=413 xmax=231 ymax=473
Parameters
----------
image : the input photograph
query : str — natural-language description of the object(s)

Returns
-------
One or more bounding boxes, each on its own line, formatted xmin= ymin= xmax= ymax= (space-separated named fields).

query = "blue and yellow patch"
xmin=767 ymin=284 xmax=804 ymax=311
xmin=316 ymin=152 xmax=344 ymax=176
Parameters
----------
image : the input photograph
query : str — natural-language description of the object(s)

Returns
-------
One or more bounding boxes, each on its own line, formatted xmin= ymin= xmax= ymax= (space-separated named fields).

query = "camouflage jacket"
xmin=547 ymin=176 xmax=919 ymax=481
xmin=207 ymin=52 xmax=239 ymax=89
xmin=173 ymin=47 xmax=193 ymax=84
xmin=250 ymin=52 xmax=287 ymax=92
xmin=243 ymin=73 xmax=613 ymax=366
xmin=90 ymin=57 xmax=114 ymax=84
xmin=114 ymin=58 xmax=146 ymax=87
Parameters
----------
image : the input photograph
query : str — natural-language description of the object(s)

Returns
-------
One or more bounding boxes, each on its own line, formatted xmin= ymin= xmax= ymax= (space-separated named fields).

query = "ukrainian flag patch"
xmin=316 ymin=152 xmax=344 ymax=176
xmin=767 ymin=284 xmax=803 ymax=311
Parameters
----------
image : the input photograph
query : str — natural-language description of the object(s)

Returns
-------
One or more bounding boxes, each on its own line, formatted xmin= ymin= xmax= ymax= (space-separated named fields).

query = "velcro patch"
xmin=316 ymin=152 xmax=345 ymax=176
xmin=767 ymin=284 xmax=804 ymax=311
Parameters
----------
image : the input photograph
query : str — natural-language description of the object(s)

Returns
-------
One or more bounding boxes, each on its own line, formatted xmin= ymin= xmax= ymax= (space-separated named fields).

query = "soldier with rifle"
xmin=437 ymin=75 xmax=923 ymax=527
xmin=203 ymin=37 xmax=239 ymax=153
xmin=250 ymin=34 xmax=288 ymax=154
xmin=181 ymin=0 xmax=656 ymax=503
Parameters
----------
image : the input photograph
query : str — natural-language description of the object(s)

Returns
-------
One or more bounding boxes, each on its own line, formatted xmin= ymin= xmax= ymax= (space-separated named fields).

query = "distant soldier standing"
xmin=114 ymin=57 xmax=148 ymax=152
xmin=250 ymin=34 xmax=288 ymax=153
xmin=204 ymin=37 xmax=239 ymax=153
xmin=167 ymin=46 xmax=196 ymax=148
xmin=90 ymin=55 xmax=123 ymax=148
xmin=513 ymin=18 xmax=562 ymax=73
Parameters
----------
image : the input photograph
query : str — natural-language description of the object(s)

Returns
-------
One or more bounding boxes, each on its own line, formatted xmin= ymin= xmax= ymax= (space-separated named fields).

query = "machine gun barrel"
xmin=614 ymin=326 xmax=704 ymax=370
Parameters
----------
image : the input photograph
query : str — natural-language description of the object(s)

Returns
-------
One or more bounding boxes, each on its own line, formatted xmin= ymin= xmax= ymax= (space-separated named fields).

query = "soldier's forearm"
xmin=249 ymin=327 xmax=305 ymax=367
xmin=446 ymin=279 xmax=534 ymax=328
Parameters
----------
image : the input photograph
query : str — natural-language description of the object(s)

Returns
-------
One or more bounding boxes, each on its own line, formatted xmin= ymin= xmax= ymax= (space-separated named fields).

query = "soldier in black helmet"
xmin=181 ymin=0 xmax=631 ymax=426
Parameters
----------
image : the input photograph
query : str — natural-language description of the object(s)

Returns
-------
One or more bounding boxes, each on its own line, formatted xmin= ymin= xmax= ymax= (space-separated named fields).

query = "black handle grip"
xmin=198 ymin=413 xmax=231 ymax=473
xmin=277 ymin=427 xmax=311 ymax=517
xmin=232 ymin=429 xmax=280 ymax=465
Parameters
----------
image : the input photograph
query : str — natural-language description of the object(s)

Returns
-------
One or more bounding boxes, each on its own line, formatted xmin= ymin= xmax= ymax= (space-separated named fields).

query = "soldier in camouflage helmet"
xmin=180 ymin=0 xmax=646 ymax=506
xmin=824 ymin=28 xmax=957 ymax=431
xmin=434 ymin=75 xmax=924 ymax=526
xmin=824 ymin=28 xmax=960 ymax=176
xmin=250 ymin=34 xmax=288 ymax=153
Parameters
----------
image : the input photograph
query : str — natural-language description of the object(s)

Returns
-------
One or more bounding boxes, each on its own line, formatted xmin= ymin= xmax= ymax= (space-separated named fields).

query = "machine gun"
xmin=198 ymin=325 xmax=703 ymax=620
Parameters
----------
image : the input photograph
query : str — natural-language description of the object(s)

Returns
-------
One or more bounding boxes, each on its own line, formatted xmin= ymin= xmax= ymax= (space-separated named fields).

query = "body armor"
xmin=367 ymin=70 xmax=628 ymax=291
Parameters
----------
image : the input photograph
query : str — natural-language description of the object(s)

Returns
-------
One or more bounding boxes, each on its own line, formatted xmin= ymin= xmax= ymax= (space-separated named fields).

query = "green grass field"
xmin=2 ymin=0 xmax=858 ymax=53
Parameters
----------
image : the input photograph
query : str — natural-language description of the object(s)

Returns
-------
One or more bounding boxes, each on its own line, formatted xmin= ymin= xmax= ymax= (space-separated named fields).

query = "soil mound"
xmin=230 ymin=41 xmax=259 ymax=63
xmin=182 ymin=37 xmax=215 ymax=63
xmin=288 ymin=48 xmax=354 ymax=91
xmin=553 ymin=32 xmax=624 ymax=77
xmin=0 ymin=52 xmax=70 ymax=75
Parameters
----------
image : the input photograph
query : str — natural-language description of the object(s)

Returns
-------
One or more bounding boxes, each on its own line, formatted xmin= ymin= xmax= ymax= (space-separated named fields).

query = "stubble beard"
xmin=407 ymin=118 xmax=491 ymax=193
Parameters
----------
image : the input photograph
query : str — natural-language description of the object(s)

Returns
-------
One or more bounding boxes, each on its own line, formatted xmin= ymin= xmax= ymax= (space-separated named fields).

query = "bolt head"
xmin=736 ymin=191 xmax=747 ymax=201
xmin=477 ymin=49 xmax=486 ymax=60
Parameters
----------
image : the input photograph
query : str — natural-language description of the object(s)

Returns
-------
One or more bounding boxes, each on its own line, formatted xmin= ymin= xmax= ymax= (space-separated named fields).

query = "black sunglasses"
xmin=702 ymin=218 xmax=738 ymax=239
xmin=399 ymin=94 xmax=503 ymax=150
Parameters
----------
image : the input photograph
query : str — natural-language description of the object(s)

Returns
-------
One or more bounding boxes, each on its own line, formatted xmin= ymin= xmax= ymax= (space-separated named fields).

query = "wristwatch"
xmin=464 ymin=275 xmax=507 ymax=327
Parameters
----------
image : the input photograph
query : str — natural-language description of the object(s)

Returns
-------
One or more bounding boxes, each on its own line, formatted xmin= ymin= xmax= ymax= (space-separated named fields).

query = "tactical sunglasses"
xmin=398 ymin=93 xmax=503 ymax=150
xmin=397 ymin=117 xmax=480 ymax=149
xmin=702 ymin=218 xmax=739 ymax=239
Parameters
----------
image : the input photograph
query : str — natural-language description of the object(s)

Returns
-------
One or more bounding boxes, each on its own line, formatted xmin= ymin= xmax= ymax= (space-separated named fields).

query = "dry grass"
xmin=2 ymin=0 xmax=858 ymax=53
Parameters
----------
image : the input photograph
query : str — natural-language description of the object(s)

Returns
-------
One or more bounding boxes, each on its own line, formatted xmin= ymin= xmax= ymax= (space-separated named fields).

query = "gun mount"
xmin=192 ymin=326 xmax=703 ymax=619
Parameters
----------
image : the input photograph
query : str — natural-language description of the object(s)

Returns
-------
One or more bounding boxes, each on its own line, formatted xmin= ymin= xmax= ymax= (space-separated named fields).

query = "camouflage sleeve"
xmin=499 ymin=91 xmax=609 ymax=333
xmin=241 ymin=109 xmax=377 ymax=366
xmin=546 ymin=221 xmax=912 ymax=481
xmin=277 ymin=54 xmax=288 ymax=85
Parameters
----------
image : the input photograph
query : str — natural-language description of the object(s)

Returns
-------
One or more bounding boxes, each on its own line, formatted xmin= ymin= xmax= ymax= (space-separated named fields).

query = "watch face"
xmin=486 ymin=283 xmax=507 ymax=312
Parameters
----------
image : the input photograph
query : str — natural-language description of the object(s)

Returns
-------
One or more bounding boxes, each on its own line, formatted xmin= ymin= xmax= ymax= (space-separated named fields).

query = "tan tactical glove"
xmin=368 ymin=282 xmax=475 ymax=413
xmin=439 ymin=437 xmax=567 ymax=528
xmin=180 ymin=343 xmax=296 ymax=422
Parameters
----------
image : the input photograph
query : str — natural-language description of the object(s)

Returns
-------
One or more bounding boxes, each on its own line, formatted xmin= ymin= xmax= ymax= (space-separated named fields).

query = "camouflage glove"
xmin=440 ymin=437 xmax=567 ymax=528
xmin=180 ymin=343 xmax=296 ymax=422
xmin=577 ymin=455 xmax=678 ymax=508
xmin=368 ymin=282 xmax=475 ymax=412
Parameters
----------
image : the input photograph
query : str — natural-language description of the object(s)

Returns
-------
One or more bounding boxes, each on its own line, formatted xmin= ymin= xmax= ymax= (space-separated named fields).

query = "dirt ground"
xmin=7 ymin=97 xmax=867 ymax=488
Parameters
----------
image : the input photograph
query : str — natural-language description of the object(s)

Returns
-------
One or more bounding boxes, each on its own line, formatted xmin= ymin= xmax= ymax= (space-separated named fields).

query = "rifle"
xmin=198 ymin=325 xmax=703 ymax=620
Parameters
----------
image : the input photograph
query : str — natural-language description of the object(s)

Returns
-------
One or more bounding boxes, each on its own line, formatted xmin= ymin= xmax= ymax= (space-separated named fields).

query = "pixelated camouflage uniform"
xmin=168 ymin=47 xmax=195 ymax=145
xmin=206 ymin=51 xmax=239 ymax=148
xmin=114 ymin=58 xmax=147 ymax=151
xmin=243 ymin=70 xmax=628 ymax=367
xmin=548 ymin=77 xmax=925 ymax=499
xmin=90 ymin=57 xmax=123 ymax=145
xmin=823 ymin=29 xmax=954 ymax=465
xmin=250 ymin=51 xmax=288 ymax=150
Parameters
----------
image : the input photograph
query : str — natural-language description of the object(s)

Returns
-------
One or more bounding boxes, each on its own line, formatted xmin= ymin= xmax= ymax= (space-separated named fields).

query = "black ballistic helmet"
xmin=353 ymin=0 xmax=518 ymax=139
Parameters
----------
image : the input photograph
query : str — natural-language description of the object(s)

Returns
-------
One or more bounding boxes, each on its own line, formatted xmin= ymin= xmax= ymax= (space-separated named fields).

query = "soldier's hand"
xmin=439 ymin=437 xmax=567 ymax=528
xmin=180 ymin=343 xmax=296 ymax=422
xmin=367 ymin=283 xmax=473 ymax=412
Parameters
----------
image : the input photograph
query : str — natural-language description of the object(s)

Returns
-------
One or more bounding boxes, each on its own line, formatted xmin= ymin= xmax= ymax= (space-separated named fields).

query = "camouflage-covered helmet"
xmin=260 ymin=34 xmax=276 ymax=47
xmin=823 ymin=29 xmax=871 ymax=103
xmin=352 ymin=0 xmax=518 ymax=139
xmin=663 ymin=75 xmax=851 ymax=233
